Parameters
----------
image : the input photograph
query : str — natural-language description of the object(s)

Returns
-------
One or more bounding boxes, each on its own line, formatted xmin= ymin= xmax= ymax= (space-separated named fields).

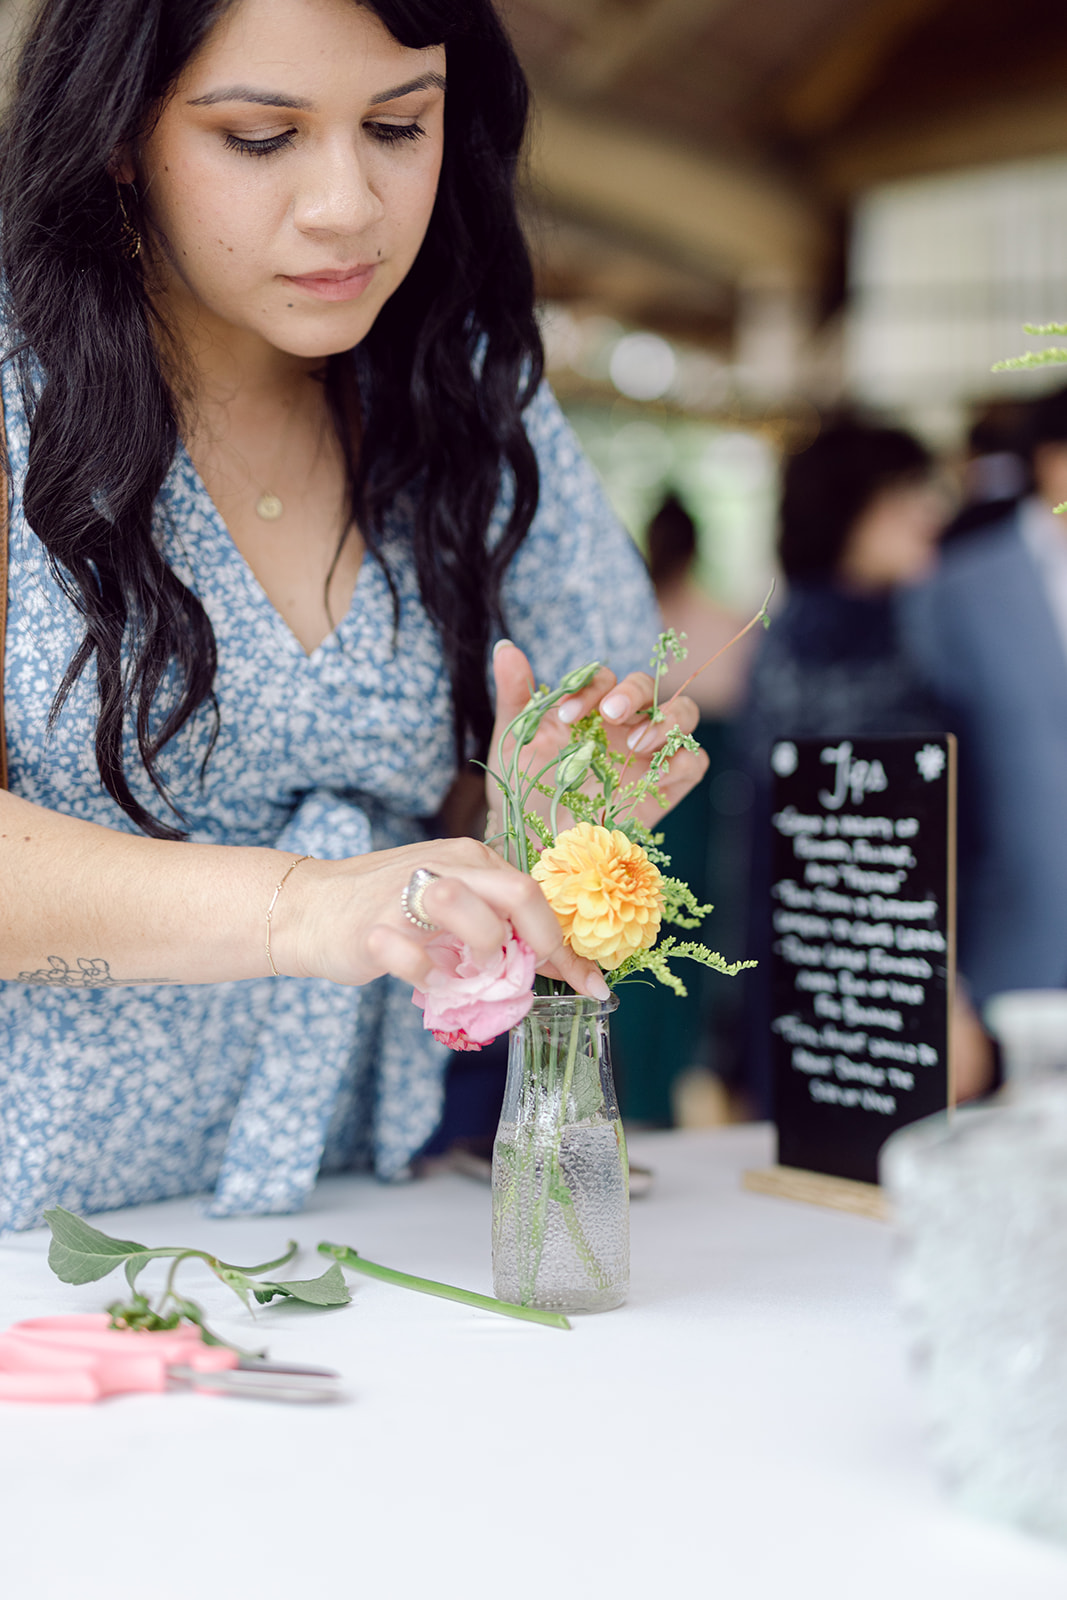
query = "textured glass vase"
xmin=492 ymin=992 xmax=629 ymax=1313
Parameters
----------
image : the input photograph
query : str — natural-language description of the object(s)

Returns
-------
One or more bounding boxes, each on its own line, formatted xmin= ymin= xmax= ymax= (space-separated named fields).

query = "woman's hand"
xmin=276 ymin=835 xmax=610 ymax=999
xmin=489 ymin=641 xmax=708 ymax=831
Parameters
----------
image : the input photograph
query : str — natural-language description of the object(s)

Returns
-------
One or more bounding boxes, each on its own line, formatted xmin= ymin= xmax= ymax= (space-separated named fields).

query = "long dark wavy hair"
xmin=0 ymin=0 xmax=543 ymax=837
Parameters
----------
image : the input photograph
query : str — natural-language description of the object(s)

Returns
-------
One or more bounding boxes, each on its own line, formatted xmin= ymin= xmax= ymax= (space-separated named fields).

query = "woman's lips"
xmin=282 ymin=264 xmax=377 ymax=302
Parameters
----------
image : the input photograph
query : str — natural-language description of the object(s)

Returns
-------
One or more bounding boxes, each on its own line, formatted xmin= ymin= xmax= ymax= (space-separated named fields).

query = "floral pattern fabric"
xmin=0 ymin=364 xmax=660 ymax=1231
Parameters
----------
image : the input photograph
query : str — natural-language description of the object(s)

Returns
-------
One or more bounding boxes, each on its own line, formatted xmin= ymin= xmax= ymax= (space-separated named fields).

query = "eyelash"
xmin=223 ymin=122 xmax=426 ymax=158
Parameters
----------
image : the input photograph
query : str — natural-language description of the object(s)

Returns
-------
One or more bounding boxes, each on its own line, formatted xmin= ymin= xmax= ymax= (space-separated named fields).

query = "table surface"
xmin=2 ymin=1124 xmax=1065 ymax=1600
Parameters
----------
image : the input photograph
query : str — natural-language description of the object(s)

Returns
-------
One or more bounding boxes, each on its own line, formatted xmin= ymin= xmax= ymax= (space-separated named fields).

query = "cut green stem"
xmin=318 ymin=1243 xmax=571 ymax=1331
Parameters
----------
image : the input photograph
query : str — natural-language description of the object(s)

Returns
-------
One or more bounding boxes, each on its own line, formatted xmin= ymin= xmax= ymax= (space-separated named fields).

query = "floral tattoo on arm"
xmin=15 ymin=957 xmax=172 ymax=987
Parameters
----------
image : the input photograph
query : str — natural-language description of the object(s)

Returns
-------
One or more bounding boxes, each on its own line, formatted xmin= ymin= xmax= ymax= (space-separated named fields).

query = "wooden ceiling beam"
xmin=558 ymin=0 xmax=729 ymax=97
xmin=526 ymin=96 xmax=829 ymax=287
xmin=818 ymin=90 xmax=1067 ymax=193
xmin=780 ymin=0 xmax=952 ymax=138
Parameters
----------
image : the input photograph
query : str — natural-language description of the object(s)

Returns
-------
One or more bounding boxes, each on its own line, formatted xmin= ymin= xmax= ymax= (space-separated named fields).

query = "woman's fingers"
xmin=555 ymin=666 xmax=618 ymax=727
xmin=585 ymin=671 xmax=701 ymax=756
xmin=433 ymin=867 xmax=589 ymax=979
xmin=537 ymin=948 xmax=611 ymax=1001
xmin=363 ymin=921 xmax=438 ymax=991
xmin=625 ymin=691 xmax=700 ymax=755
xmin=450 ymin=869 xmax=610 ymax=999
xmin=491 ymin=641 xmax=538 ymax=734
xmin=412 ymin=873 xmax=510 ymax=969
xmin=380 ymin=861 xmax=609 ymax=1001
xmin=597 ymin=671 xmax=656 ymax=727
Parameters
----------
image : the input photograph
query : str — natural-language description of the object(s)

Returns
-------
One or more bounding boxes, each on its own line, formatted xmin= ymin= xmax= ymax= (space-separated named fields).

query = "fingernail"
xmin=586 ymin=971 xmax=611 ymax=1001
xmin=601 ymin=693 xmax=628 ymax=720
xmin=627 ymin=724 xmax=653 ymax=752
xmin=558 ymin=698 xmax=581 ymax=724
xmin=493 ymin=638 xmax=514 ymax=658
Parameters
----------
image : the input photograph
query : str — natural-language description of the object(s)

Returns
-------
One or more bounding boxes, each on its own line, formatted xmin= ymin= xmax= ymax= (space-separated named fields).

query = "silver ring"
xmin=401 ymin=868 xmax=440 ymax=932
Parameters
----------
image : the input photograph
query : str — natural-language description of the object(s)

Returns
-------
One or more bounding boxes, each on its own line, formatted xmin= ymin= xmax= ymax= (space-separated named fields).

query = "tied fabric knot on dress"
xmin=401 ymin=867 xmax=439 ymax=932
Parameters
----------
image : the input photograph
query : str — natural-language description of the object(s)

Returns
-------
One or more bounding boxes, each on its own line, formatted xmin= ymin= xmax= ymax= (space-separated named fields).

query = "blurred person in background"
xmin=941 ymin=401 xmax=1032 ymax=545
xmin=648 ymin=493 xmax=754 ymax=716
xmin=904 ymin=382 xmax=1067 ymax=1011
xmin=611 ymin=493 xmax=756 ymax=1127
xmin=737 ymin=418 xmax=992 ymax=1117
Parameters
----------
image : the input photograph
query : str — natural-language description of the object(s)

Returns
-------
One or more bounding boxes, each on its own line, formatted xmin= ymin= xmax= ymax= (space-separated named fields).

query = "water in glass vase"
xmin=492 ymin=1120 xmax=629 ymax=1312
xmin=491 ymin=993 xmax=629 ymax=1313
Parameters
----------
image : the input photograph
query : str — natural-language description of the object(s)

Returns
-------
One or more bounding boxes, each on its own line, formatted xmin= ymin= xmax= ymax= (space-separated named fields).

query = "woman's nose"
xmin=293 ymin=140 xmax=385 ymax=236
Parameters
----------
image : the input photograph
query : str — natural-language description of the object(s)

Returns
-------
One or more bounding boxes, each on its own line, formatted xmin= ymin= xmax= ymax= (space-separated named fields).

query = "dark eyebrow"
xmin=187 ymin=72 xmax=446 ymax=112
xmin=187 ymin=87 xmax=314 ymax=110
xmin=369 ymin=72 xmax=447 ymax=106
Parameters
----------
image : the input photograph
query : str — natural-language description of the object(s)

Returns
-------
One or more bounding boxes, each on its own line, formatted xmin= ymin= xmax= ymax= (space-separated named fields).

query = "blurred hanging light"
xmin=609 ymin=332 xmax=677 ymax=401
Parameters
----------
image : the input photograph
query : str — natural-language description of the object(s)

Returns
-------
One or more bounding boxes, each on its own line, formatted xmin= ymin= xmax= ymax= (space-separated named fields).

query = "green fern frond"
xmin=992 ymin=349 xmax=1067 ymax=371
xmin=608 ymin=935 xmax=757 ymax=997
xmin=1022 ymin=323 xmax=1067 ymax=336
xmin=660 ymin=877 xmax=713 ymax=928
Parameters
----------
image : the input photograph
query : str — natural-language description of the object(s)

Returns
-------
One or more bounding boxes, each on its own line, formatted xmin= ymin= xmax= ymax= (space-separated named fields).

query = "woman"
xmin=741 ymin=419 xmax=947 ymax=774
xmin=0 ymin=0 xmax=706 ymax=1229
xmin=736 ymin=418 xmax=990 ymax=1114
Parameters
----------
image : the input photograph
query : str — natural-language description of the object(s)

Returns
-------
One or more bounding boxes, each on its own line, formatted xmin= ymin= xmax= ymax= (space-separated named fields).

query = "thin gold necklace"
xmin=253 ymin=395 xmax=302 ymax=521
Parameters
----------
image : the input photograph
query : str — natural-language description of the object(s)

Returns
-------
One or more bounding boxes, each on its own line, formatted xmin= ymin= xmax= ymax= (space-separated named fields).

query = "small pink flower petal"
xmin=412 ymin=931 xmax=536 ymax=1047
xmin=430 ymin=1028 xmax=484 ymax=1052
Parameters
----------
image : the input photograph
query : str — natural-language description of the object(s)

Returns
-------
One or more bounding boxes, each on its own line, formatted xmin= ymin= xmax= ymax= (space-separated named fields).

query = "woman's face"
xmin=836 ymin=480 xmax=946 ymax=593
xmin=130 ymin=0 xmax=446 ymax=362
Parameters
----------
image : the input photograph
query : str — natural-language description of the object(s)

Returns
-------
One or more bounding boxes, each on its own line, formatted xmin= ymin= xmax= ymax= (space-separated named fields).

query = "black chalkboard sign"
xmin=769 ymin=734 xmax=955 ymax=1186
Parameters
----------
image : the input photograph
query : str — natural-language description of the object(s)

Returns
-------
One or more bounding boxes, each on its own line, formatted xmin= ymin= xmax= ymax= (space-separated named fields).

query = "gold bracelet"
xmin=265 ymin=854 xmax=312 ymax=977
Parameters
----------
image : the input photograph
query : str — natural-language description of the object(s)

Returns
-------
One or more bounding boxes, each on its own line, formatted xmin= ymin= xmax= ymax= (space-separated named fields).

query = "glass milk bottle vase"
xmin=492 ymin=992 xmax=629 ymax=1313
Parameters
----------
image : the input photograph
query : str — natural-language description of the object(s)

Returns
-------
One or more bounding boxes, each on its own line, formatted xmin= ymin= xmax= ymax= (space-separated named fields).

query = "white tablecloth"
xmin=1 ymin=1124 xmax=1065 ymax=1599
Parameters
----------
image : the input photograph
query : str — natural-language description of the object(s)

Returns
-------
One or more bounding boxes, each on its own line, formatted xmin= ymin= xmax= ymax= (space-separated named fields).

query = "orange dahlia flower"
xmin=532 ymin=822 xmax=664 ymax=968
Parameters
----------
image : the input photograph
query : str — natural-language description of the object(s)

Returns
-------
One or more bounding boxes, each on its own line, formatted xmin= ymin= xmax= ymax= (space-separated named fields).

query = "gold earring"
xmin=116 ymin=184 xmax=141 ymax=262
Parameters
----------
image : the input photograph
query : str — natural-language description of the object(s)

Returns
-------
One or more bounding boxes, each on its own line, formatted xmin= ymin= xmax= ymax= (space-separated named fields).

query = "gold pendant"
xmin=255 ymin=491 xmax=284 ymax=521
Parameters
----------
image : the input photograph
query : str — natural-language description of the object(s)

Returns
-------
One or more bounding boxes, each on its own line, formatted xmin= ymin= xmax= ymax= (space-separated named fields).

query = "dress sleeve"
xmin=498 ymin=381 xmax=662 ymax=686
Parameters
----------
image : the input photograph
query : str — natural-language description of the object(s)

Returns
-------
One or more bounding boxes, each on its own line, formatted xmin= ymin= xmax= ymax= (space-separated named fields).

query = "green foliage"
xmin=992 ymin=348 xmax=1067 ymax=371
xmin=43 ymin=1206 xmax=350 ymax=1350
xmin=249 ymin=1263 xmax=350 ymax=1307
xmin=488 ymin=627 xmax=758 ymax=986
xmin=660 ymin=876 xmax=713 ymax=929
xmin=610 ymin=937 xmax=758 ymax=997
xmin=45 ymin=1207 xmax=155 ymax=1286
xmin=993 ymin=322 xmax=1067 ymax=373
xmin=994 ymin=326 xmax=1067 ymax=510
xmin=650 ymin=627 xmax=687 ymax=678
xmin=522 ymin=810 xmax=555 ymax=848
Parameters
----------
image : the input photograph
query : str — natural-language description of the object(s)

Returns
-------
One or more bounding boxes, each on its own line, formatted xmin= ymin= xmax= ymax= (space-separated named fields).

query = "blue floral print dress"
xmin=0 ymin=363 xmax=660 ymax=1231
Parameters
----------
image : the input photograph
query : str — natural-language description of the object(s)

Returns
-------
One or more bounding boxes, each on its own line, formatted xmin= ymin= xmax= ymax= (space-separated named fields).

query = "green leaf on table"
xmin=249 ymin=1262 xmax=351 ymax=1307
xmin=44 ymin=1206 xmax=151 ymax=1285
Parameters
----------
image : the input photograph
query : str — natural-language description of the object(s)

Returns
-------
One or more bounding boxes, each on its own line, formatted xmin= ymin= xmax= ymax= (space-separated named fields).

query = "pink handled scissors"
xmin=0 ymin=1314 xmax=344 ymax=1404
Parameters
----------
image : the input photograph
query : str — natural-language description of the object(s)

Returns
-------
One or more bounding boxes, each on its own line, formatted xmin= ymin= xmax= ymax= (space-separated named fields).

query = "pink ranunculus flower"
xmin=412 ymin=931 xmax=537 ymax=1051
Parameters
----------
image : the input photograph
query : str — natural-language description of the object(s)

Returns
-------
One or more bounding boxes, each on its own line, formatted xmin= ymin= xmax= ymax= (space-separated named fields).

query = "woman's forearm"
xmin=0 ymin=789 xmax=607 ymax=999
xmin=0 ymin=789 xmax=291 ymax=986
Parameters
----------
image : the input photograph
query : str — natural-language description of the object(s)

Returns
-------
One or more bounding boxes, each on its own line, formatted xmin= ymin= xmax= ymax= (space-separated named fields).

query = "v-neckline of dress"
xmin=174 ymin=438 xmax=374 ymax=665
